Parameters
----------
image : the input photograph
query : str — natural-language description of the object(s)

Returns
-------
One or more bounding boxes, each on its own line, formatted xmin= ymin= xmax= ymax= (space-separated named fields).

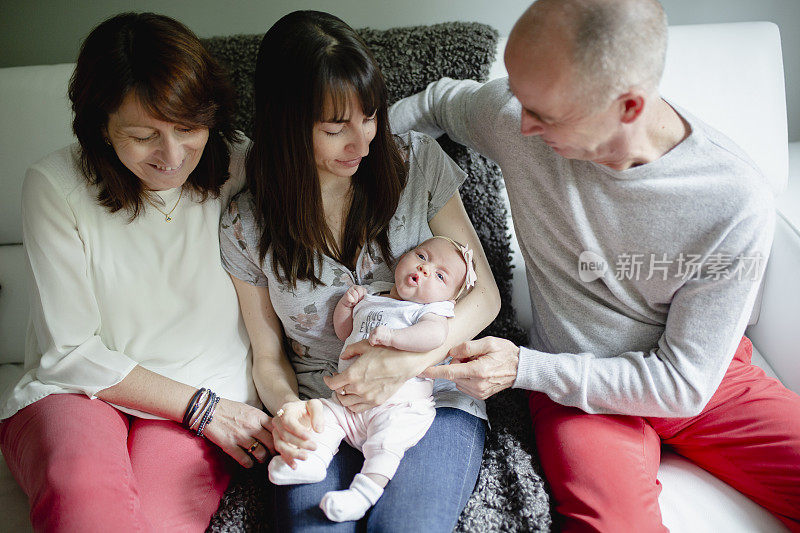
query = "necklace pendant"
xmin=147 ymin=187 xmax=182 ymax=223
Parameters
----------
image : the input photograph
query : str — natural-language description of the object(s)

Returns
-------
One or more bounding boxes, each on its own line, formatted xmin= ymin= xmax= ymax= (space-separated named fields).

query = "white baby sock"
xmin=319 ymin=473 xmax=384 ymax=522
xmin=268 ymin=447 xmax=332 ymax=485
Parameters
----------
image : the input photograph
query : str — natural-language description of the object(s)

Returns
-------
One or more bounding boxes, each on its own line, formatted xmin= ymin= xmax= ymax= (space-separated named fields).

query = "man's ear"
xmin=619 ymin=92 xmax=645 ymax=124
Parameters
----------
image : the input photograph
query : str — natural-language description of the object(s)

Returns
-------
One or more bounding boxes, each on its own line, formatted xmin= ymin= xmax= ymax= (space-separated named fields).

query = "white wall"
xmin=1 ymin=0 xmax=797 ymax=140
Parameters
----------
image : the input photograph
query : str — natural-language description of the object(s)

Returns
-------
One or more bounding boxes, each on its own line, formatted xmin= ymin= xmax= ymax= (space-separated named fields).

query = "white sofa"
xmin=0 ymin=22 xmax=797 ymax=532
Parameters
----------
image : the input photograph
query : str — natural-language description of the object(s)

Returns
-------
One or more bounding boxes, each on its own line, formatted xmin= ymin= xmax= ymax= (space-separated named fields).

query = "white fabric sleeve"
xmin=513 ymin=207 xmax=776 ymax=417
xmin=21 ymin=167 xmax=138 ymax=398
xmin=415 ymin=300 xmax=456 ymax=322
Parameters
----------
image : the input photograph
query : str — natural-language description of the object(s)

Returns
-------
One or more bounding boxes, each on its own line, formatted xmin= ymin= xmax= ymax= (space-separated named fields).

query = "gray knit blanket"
xmin=203 ymin=22 xmax=552 ymax=532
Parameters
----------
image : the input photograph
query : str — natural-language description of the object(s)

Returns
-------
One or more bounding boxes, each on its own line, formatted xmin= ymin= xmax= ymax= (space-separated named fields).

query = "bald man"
xmin=390 ymin=0 xmax=800 ymax=529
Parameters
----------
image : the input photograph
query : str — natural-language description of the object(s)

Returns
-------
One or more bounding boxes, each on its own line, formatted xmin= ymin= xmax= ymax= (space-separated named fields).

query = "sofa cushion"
xmin=0 ymin=64 xmax=75 ymax=245
xmin=658 ymin=450 xmax=788 ymax=532
xmin=0 ymin=363 xmax=31 ymax=531
xmin=202 ymin=23 xmax=499 ymax=139
xmin=0 ymin=245 xmax=28 ymax=364
xmin=658 ymin=343 xmax=786 ymax=532
xmin=746 ymin=214 xmax=800 ymax=393
xmin=660 ymin=23 xmax=787 ymax=195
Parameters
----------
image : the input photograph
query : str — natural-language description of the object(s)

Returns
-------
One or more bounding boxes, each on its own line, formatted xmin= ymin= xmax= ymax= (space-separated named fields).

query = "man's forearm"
xmin=389 ymin=77 xmax=483 ymax=149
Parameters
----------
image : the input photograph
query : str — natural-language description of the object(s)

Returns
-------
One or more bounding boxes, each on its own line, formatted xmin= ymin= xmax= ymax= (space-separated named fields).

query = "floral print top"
xmin=220 ymin=132 xmax=486 ymax=420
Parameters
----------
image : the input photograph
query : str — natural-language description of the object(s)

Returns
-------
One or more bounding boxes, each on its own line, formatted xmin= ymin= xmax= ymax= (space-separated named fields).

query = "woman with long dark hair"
xmin=220 ymin=10 xmax=500 ymax=531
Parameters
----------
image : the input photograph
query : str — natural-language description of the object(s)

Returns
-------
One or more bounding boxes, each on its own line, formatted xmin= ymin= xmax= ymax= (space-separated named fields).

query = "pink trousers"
xmin=0 ymin=393 xmax=233 ymax=532
xmin=318 ymin=395 xmax=436 ymax=479
xmin=529 ymin=337 xmax=800 ymax=532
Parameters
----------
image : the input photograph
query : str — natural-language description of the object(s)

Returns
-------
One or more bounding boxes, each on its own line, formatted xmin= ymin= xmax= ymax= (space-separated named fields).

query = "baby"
xmin=268 ymin=235 xmax=476 ymax=522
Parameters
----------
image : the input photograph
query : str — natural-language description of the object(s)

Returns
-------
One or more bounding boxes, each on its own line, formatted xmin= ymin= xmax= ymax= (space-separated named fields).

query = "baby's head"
xmin=394 ymin=236 xmax=477 ymax=304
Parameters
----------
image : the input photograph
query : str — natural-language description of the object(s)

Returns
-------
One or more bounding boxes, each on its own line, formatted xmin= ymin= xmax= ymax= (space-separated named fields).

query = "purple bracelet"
xmin=196 ymin=392 xmax=220 ymax=437
xmin=182 ymin=388 xmax=206 ymax=429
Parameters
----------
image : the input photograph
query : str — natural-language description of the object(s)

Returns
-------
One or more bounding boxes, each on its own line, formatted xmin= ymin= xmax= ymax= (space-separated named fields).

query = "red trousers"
xmin=529 ymin=337 xmax=800 ymax=532
xmin=0 ymin=394 xmax=233 ymax=532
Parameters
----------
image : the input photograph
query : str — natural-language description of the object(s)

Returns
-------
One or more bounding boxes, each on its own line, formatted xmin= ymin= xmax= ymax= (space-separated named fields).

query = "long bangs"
xmin=249 ymin=10 xmax=407 ymax=288
xmin=313 ymin=45 xmax=386 ymax=123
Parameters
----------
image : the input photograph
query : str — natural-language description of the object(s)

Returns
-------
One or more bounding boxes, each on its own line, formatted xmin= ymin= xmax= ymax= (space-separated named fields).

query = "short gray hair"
xmin=530 ymin=0 xmax=668 ymax=109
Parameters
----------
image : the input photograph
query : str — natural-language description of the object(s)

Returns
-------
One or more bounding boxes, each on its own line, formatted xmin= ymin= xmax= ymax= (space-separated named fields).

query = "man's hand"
xmin=419 ymin=337 xmax=520 ymax=400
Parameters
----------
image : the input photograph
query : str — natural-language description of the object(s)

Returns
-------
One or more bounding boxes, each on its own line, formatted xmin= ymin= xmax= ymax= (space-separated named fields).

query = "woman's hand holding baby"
xmin=203 ymin=399 xmax=276 ymax=468
xmin=271 ymin=399 xmax=326 ymax=468
xmin=325 ymin=340 xmax=442 ymax=412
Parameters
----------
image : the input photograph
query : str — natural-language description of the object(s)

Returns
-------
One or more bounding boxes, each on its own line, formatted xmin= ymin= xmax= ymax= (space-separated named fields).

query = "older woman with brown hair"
xmin=0 ymin=13 xmax=272 ymax=531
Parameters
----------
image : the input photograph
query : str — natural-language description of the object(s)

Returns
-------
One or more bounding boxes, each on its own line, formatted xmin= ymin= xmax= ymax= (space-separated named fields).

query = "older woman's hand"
xmin=203 ymin=399 xmax=276 ymax=468
xmin=323 ymin=340 xmax=431 ymax=412
xmin=271 ymin=399 xmax=325 ymax=468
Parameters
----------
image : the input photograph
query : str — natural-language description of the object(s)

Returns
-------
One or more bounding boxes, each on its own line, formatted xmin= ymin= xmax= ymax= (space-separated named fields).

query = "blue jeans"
xmin=272 ymin=407 xmax=486 ymax=532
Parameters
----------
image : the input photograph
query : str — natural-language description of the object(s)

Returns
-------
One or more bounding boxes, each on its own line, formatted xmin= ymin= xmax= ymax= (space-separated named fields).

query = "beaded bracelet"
xmin=182 ymin=388 xmax=206 ymax=428
xmin=182 ymin=387 xmax=218 ymax=437
xmin=188 ymin=389 xmax=211 ymax=430
xmin=196 ymin=393 xmax=220 ymax=437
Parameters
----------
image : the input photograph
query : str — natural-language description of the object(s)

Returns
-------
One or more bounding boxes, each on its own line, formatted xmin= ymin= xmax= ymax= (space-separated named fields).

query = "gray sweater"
xmin=390 ymin=78 xmax=775 ymax=417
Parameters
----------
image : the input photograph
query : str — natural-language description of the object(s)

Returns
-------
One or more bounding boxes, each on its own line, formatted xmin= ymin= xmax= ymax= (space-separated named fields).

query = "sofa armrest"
xmin=776 ymin=142 xmax=800 ymax=230
xmin=746 ymin=213 xmax=800 ymax=394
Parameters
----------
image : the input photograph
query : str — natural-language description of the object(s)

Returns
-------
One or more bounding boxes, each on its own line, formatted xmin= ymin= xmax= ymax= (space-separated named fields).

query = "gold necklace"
xmin=146 ymin=188 xmax=183 ymax=222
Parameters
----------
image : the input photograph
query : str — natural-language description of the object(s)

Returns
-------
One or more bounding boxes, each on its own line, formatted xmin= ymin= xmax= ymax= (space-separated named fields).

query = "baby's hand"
xmin=368 ymin=325 xmax=393 ymax=347
xmin=343 ymin=285 xmax=368 ymax=308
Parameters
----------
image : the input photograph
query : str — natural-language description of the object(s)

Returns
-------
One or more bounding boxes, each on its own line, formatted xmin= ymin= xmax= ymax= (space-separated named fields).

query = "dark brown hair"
xmin=69 ymin=12 xmax=239 ymax=218
xmin=248 ymin=10 xmax=406 ymax=288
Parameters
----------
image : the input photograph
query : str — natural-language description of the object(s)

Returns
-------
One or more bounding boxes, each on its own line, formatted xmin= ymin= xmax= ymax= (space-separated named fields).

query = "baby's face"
xmin=394 ymin=238 xmax=467 ymax=304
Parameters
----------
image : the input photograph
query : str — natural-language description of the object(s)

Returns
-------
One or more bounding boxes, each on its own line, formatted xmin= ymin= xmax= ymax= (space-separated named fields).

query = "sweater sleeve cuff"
xmin=512 ymin=347 xmax=590 ymax=410
xmin=512 ymin=345 xmax=549 ymax=391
